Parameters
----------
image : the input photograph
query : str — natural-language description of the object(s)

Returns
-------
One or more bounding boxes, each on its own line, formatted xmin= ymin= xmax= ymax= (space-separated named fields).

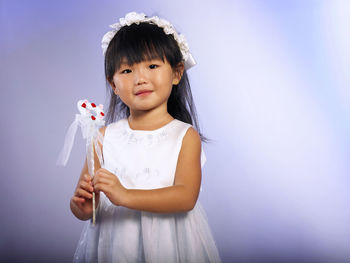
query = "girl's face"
xmin=110 ymin=58 xmax=183 ymax=115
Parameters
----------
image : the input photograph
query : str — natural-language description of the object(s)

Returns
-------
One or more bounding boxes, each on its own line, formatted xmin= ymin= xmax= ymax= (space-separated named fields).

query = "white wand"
xmin=57 ymin=99 xmax=105 ymax=226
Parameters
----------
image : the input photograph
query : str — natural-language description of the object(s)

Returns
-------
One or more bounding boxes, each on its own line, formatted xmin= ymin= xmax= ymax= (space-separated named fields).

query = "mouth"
xmin=135 ymin=90 xmax=153 ymax=96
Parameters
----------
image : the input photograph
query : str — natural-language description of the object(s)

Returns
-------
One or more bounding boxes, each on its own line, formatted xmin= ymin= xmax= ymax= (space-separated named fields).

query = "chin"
xmin=132 ymin=105 xmax=157 ymax=112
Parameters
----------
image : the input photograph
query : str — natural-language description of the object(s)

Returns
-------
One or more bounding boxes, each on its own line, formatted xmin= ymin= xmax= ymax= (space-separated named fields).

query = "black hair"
xmin=104 ymin=22 xmax=207 ymax=141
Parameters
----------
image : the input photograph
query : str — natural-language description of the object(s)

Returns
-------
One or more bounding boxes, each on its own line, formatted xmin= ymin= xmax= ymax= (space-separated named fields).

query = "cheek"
xmin=156 ymin=72 xmax=174 ymax=86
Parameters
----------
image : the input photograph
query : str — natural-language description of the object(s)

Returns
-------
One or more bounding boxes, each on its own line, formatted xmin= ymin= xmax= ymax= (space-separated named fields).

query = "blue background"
xmin=1 ymin=0 xmax=350 ymax=262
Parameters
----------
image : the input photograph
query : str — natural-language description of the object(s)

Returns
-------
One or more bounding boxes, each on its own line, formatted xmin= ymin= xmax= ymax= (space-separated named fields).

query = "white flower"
xmin=163 ymin=26 xmax=175 ymax=35
xmin=157 ymin=18 xmax=171 ymax=29
xmin=177 ymin=34 xmax=189 ymax=51
xmin=109 ymin=22 xmax=121 ymax=30
xmin=121 ymin=12 xmax=146 ymax=26
xmin=101 ymin=30 xmax=117 ymax=55
xmin=150 ymin=16 xmax=160 ymax=24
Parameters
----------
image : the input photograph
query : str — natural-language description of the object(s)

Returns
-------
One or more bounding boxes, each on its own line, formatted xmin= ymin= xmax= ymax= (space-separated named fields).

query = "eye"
xmin=149 ymin=64 xmax=158 ymax=69
xmin=120 ymin=69 xmax=132 ymax=74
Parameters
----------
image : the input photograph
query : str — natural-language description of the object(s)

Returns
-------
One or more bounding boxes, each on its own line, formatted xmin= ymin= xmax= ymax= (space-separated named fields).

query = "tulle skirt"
xmin=73 ymin=193 xmax=221 ymax=263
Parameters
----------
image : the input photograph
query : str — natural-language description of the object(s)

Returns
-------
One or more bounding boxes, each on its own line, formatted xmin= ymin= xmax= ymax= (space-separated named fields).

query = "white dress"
xmin=73 ymin=118 xmax=221 ymax=263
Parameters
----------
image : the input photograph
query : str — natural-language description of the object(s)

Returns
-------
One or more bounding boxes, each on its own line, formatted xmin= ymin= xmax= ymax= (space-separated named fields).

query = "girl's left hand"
xmin=92 ymin=168 xmax=128 ymax=206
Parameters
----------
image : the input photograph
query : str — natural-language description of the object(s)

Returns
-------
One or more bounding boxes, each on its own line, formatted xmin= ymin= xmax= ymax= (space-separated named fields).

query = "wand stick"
xmin=87 ymin=135 xmax=96 ymax=225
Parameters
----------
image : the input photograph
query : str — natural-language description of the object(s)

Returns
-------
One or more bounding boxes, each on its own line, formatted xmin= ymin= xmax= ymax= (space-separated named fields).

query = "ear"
xmin=172 ymin=62 xmax=185 ymax=85
xmin=108 ymin=79 xmax=119 ymax=95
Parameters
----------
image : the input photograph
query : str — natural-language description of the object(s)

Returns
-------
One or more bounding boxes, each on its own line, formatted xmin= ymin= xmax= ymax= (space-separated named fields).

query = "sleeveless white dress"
xmin=73 ymin=118 xmax=221 ymax=263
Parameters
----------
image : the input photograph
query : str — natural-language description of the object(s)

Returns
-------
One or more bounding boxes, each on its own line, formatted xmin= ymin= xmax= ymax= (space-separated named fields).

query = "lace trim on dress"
xmin=113 ymin=119 xmax=177 ymax=148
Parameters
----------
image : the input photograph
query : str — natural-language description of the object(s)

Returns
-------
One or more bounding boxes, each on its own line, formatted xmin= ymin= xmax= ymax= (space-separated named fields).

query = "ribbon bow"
xmin=56 ymin=99 xmax=105 ymax=167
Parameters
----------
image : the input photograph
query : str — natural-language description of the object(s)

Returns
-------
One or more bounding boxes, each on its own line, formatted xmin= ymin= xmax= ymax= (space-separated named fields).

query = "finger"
xmin=72 ymin=196 xmax=86 ymax=203
xmin=79 ymin=180 xmax=94 ymax=192
xmin=93 ymin=176 xmax=111 ymax=187
xmin=93 ymin=174 xmax=110 ymax=183
xmin=95 ymin=169 xmax=113 ymax=179
xmin=84 ymin=174 xmax=92 ymax=182
xmin=96 ymin=168 xmax=107 ymax=174
xmin=93 ymin=182 xmax=101 ymax=192
xmin=93 ymin=182 xmax=108 ymax=193
xmin=76 ymin=188 xmax=93 ymax=199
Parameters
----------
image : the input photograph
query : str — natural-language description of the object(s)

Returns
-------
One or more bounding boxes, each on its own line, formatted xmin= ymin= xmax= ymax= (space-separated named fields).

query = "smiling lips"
xmin=135 ymin=90 xmax=153 ymax=96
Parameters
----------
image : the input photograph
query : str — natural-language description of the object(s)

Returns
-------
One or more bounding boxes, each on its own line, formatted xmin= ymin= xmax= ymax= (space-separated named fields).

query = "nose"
xmin=134 ymin=66 xmax=148 ymax=85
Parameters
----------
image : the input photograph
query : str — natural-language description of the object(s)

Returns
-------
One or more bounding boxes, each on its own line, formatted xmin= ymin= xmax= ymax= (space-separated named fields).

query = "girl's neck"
xmin=128 ymin=110 xmax=174 ymax=131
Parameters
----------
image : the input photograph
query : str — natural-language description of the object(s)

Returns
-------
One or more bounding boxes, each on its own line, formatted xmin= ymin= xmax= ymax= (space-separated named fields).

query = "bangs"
xmin=115 ymin=41 xmax=165 ymax=69
xmin=108 ymin=23 xmax=177 ymax=71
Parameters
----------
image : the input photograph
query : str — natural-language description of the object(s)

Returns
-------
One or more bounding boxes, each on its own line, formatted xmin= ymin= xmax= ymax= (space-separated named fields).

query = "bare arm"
xmin=122 ymin=127 xmax=202 ymax=213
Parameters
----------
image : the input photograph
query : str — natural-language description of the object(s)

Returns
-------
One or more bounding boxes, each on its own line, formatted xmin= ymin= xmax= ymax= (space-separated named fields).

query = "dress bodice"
xmin=102 ymin=118 xmax=206 ymax=190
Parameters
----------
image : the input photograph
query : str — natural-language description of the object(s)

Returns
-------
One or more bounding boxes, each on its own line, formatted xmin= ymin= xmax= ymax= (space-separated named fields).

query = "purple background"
xmin=1 ymin=0 xmax=350 ymax=262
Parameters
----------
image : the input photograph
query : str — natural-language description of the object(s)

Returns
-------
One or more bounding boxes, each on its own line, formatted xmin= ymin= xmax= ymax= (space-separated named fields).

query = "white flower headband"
xmin=101 ymin=12 xmax=196 ymax=70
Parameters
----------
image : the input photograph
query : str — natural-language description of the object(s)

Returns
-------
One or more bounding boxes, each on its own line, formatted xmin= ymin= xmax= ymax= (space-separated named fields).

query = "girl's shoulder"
xmin=172 ymin=119 xmax=199 ymax=139
xmin=180 ymin=125 xmax=201 ymax=151
xmin=101 ymin=118 xmax=128 ymax=135
xmin=106 ymin=118 xmax=128 ymax=129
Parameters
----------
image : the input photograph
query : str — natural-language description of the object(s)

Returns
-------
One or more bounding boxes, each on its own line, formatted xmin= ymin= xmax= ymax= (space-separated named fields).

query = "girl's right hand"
xmin=71 ymin=126 xmax=105 ymax=220
xmin=71 ymin=174 xmax=100 ymax=219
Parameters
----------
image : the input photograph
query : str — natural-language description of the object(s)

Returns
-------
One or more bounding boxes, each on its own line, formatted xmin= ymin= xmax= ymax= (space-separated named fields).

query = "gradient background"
xmin=1 ymin=0 xmax=350 ymax=262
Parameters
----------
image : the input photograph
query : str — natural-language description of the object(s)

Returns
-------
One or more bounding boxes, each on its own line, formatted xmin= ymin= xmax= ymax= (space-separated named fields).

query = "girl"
xmin=70 ymin=12 xmax=221 ymax=263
